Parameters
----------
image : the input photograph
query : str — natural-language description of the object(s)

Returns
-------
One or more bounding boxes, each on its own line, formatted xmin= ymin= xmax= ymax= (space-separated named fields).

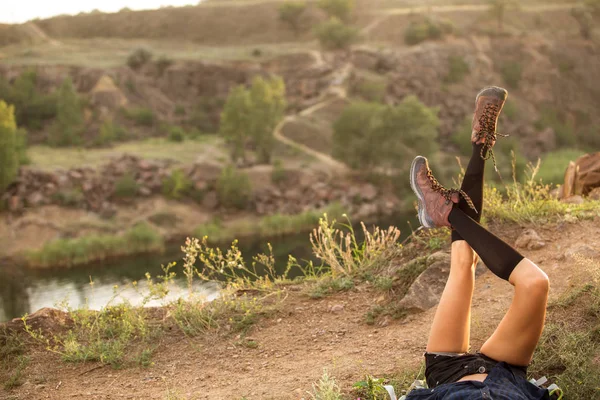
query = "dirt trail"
xmin=19 ymin=23 xmax=61 ymax=47
xmin=9 ymin=218 xmax=599 ymax=400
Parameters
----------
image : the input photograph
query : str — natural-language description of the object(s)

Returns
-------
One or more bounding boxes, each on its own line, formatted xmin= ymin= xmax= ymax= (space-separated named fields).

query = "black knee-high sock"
xmin=448 ymin=208 xmax=524 ymax=281
xmin=452 ymin=143 xmax=487 ymax=242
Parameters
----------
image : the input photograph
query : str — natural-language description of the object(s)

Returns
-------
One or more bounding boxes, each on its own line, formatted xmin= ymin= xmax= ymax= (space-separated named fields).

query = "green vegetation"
xmin=25 ymin=222 xmax=164 ymax=268
xmin=0 ymin=70 xmax=57 ymax=130
xmin=96 ymin=119 xmax=129 ymax=145
xmin=48 ymin=78 xmax=84 ymax=147
xmin=309 ymin=370 xmax=343 ymax=400
xmin=167 ymin=126 xmax=186 ymax=142
xmin=271 ymin=160 xmax=288 ymax=185
xmin=534 ymin=107 xmax=576 ymax=148
xmin=278 ymin=2 xmax=307 ymax=34
xmin=127 ymin=47 xmax=153 ymax=70
xmin=317 ymin=0 xmax=354 ymax=21
xmin=220 ymin=77 xmax=286 ymax=163
xmin=405 ymin=18 xmax=453 ymax=46
xmin=333 ymin=96 xmax=439 ymax=174
xmin=315 ymin=18 xmax=359 ymax=50
xmin=450 ymin=116 xmax=473 ymax=156
xmin=352 ymin=79 xmax=387 ymax=102
xmin=216 ymin=165 xmax=252 ymax=209
xmin=123 ymin=107 xmax=155 ymax=126
xmin=0 ymin=101 xmax=20 ymax=192
xmin=113 ymin=173 xmax=140 ymax=199
xmin=537 ymin=149 xmax=586 ymax=185
xmin=155 ymin=55 xmax=174 ymax=76
xmin=162 ymin=169 xmax=193 ymax=200
xmin=500 ymin=61 xmax=523 ymax=89
xmin=308 ymin=276 xmax=354 ymax=298
xmin=0 ymin=329 xmax=27 ymax=390
xmin=52 ymin=188 xmax=85 ymax=207
xmin=444 ymin=55 xmax=470 ymax=84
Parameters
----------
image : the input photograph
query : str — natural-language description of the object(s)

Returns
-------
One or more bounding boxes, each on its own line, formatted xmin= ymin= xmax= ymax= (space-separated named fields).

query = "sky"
xmin=0 ymin=0 xmax=200 ymax=24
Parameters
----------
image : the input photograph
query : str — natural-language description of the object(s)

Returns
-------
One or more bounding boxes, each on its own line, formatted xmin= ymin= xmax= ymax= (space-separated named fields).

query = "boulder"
xmin=515 ymin=229 xmax=546 ymax=250
xmin=589 ymin=187 xmax=600 ymax=201
xmin=561 ymin=152 xmax=600 ymax=198
xmin=398 ymin=252 xmax=451 ymax=312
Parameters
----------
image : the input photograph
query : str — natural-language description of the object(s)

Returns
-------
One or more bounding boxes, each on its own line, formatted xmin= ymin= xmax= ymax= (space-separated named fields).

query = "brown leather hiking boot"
xmin=472 ymin=87 xmax=508 ymax=163
xmin=410 ymin=156 xmax=475 ymax=228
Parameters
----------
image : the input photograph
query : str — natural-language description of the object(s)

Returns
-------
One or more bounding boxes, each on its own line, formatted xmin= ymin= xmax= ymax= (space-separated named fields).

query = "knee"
xmin=512 ymin=259 xmax=549 ymax=295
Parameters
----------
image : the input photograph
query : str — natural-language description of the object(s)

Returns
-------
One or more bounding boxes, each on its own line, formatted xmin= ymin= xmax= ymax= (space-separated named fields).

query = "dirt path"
xmin=9 ymin=218 xmax=599 ymax=399
xmin=19 ymin=23 xmax=62 ymax=47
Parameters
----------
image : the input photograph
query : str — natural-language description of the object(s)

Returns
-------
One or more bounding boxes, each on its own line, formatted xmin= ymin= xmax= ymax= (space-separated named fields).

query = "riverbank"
xmin=1 ymin=215 xmax=599 ymax=399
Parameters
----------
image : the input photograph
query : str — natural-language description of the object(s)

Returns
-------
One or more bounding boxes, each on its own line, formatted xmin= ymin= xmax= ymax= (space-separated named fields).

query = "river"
xmin=0 ymin=213 xmax=417 ymax=322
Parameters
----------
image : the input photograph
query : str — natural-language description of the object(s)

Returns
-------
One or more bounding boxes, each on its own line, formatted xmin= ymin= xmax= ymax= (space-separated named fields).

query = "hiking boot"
xmin=409 ymin=156 xmax=475 ymax=229
xmin=472 ymin=86 xmax=508 ymax=153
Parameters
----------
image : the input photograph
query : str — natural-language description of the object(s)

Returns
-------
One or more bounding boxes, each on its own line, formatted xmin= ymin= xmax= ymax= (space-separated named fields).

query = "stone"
xmin=360 ymin=183 xmax=378 ymax=201
xmin=330 ymin=304 xmax=344 ymax=313
xmin=26 ymin=191 xmax=44 ymax=207
xmin=561 ymin=152 xmax=600 ymax=198
xmin=588 ymin=187 xmax=600 ymax=201
xmin=562 ymin=195 xmax=585 ymax=205
xmin=398 ymin=260 xmax=450 ymax=312
xmin=515 ymin=229 xmax=546 ymax=250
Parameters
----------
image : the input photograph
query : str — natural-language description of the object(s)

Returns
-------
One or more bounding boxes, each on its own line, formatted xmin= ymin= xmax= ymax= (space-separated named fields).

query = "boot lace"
xmin=426 ymin=169 xmax=477 ymax=213
xmin=476 ymin=104 xmax=508 ymax=171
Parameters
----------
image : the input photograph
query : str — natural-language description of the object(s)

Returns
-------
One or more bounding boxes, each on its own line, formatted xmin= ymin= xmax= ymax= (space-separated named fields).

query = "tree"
xmin=220 ymin=85 xmax=252 ymax=162
xmin=248 ymin=76 xmax=286 ymax=164
xmin=332 ymin=96 xmax=439 ymax=174
xmin=279 ymin=2 xmax=307 ymax=34
xmin=487 ymin=0 xmax=519 ymax=34
xmin=49 ymin=78 xmax=84 ymax=147
xmin=315 ymin=17 xmax=359 ymax=50
xmin=0 ymin=101 xmax=19 ymax=193
xmin=318 ymin=0 xmax=354 ymax=21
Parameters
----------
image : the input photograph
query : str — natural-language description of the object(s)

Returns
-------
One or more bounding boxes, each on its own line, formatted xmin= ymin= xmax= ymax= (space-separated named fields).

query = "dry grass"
xmin=28 ymin=136 xmax=225 ymax=171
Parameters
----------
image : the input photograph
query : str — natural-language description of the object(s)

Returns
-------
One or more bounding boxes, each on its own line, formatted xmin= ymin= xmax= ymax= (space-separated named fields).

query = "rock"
xmin=398 ymin=259 xmax=450 ymax=312
xmin=360 ymin=183 xmax=378 ymax=201
xmin=427 ymin=251 xmax=451 ymax=265
xmin=562 ymin=195 xmax=585 ymax=205
xmin=139 ymin=187 xmax=152 ymax=197
xmin=202 ymin=191 xmax=219 ymax=210
xmin=26 ymin=191 xmax=44 ymax=207
xmin=588 ymin=187 xmax=600 ymax=201
xmin=561 ymin=152 xmax=600 ymax=198
xmin=330 ymin=304 xmax=344 ymax=313
xmin=566 ymin=244 xmax=599 ymax=260
xmin=515 ymin=229 xmax=546 ymax=250
xmin=3 ymin=308 xmax=72 ymax=332
xmin=90 ymin=75 xmax=128 ymax=110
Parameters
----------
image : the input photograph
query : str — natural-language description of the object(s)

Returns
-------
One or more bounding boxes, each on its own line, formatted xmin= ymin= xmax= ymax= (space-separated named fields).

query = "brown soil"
xmin=4 ymin=218 xmax=599 ymax=400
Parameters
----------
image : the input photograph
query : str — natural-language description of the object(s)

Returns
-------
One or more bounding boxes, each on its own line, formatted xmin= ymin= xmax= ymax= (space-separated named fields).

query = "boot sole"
xmin=409 ymin=156 xmax=435 ymax=229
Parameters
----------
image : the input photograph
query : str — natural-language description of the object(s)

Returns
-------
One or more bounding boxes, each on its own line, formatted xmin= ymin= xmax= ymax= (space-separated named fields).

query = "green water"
xmin=0 ymin=213 xmax=417 ymax=322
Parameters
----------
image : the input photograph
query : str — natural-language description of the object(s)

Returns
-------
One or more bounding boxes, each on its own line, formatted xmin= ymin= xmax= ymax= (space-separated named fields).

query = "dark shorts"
xmin=425 ymin=352 xmax=528 ymax=388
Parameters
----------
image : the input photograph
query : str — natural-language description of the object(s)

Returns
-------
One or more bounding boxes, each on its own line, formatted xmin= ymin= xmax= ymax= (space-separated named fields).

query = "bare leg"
xmin=480 ymin=258 xmax=549 ymax=366
xmin=426 ymin=241 xmax=478 ymax=353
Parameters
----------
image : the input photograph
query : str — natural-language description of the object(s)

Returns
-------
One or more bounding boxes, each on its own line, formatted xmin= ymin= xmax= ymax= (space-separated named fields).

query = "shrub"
xmin=0 ymin=71 xmax=57 ymax=130
xmin=123 ymin=107 xmax=155 ymax=126
xmin=271 ymin=160 xmax=288 ymax=185
xmin=216 ymin=166 xmax=252 ymax=209
xmin=450 ymin=116 xmax=473 ymax=156
xmin=500 ymin=61 xmax=523 ymax=89
xmin=52 ymin=188 xmax=85 ymax=207
xmin=317 ymin=0 xmax=354 ymax=21
xmin=96 ymin=120 xmax=128 ymax=145
xmin=0 ymin=101 xmax=19 ymax=192
xmin=405 ymin=18 xmax=453 ymax=46
xmin=48 ymin=78 xmax=84 ymax=147
xmin=333 ymin=96 xmax=439 ymax=173
xmin=162 ymin=169 xmax=192 ymax=200
xmin=174 ymin=105 xmax=186 ymax=116
xmin=444 ymin=55 xmax=470 ymax=84
xmin=315 ymin=17 xmax=359 ymax=50
xmin=155 ymin=56 xmax=173 ymax=76
xmin=279 ymin=2 xmax=307 ymax=33
xmin=127 ymin=48 xmax=153 ymax=70
xmin=113 ymin=173 xmax=140 ymax=199
xmin=534 ymin=107 xmax=576 ymax=148
xmin=167 ymin=126 xmax=186 ymax=142
xmin=352 ymin=79 xmax=386 ymax=102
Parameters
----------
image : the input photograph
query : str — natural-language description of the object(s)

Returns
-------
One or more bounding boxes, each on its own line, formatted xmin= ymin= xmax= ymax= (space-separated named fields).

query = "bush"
xmin=162 ymin=169 xmax=192 ymax=200
xmin=352 ymin=79 xmax=386 ymax=102
xmin=123 ymin=107 xmax=155 ymax=126
xmin=48 ymin=78 xmax=84 ymax=147
xmin=271 ymin=160 xmax=288 ymax=185
xmin=189 ymin=97 xmax=223 ymax=133
xmin=0 ymin=71 xmax=57 ymax=130
xmin=534 ymin=107 xmax=577 ymax=148
xmin=167 ymin=126 xmax=186 ymax=142
xmin=113 ymin=173 xmax=140 ymax=199
xmin=333 ymin=96 xmax=439 ymax=173
xmin=315 ymin=17 xmax=359 ymax=50
xmin=0 ymin=101 xmax=19 ymax=192
xmin=52 ymin=188 xmax=85 ymax=207
xmin=96 ymin=120 xmax=128 ymax=145
xmin=450 ymin=116 xmax=473 ymax=156
xmin=405 ymin=18 xmax=453 ymax=45
xmin=279 ymin=2 xmax=307 ymax=33
xmin=15 ymin=128 xmax=30 ymax=165
xmin=155 ymin=56 xmax=173 ymax=76
xmin=500 ymin=61 xmax=523 ymax=89
xmin=318 ymin=0 xmax=354 ymax=21
xmin=127 ymin=48 xmax=153 ymax=70
xmin=216 ymin=166 xmax=252 ymax=209
xmin=444 ymin=55 xmax=470 ymax=84
xmin=174 ymin=105 xmax=186 ymax=116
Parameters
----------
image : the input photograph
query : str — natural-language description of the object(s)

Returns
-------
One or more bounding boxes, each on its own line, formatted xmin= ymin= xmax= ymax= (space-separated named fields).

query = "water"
xmin=0 ymin=214 xmax=417 ymax=322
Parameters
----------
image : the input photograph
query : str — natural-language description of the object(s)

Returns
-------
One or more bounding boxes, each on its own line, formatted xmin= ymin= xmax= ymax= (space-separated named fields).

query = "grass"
xmin=536 ymin=149 xmax=586 ymax=185
xmin=24 ymin=222 xmax=164 ymax=268
xmin=0 ymin=328 xmax=28 ymax=390
xmin=28 ymin=136 xmax=224 ymax=170
xmin=308 ymin=276 xmax=355 ymax=299
xmin=194 ymin=203 xmax=347 ymax=243
xmin=309 ymin=370 xmax=343 ymax=400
